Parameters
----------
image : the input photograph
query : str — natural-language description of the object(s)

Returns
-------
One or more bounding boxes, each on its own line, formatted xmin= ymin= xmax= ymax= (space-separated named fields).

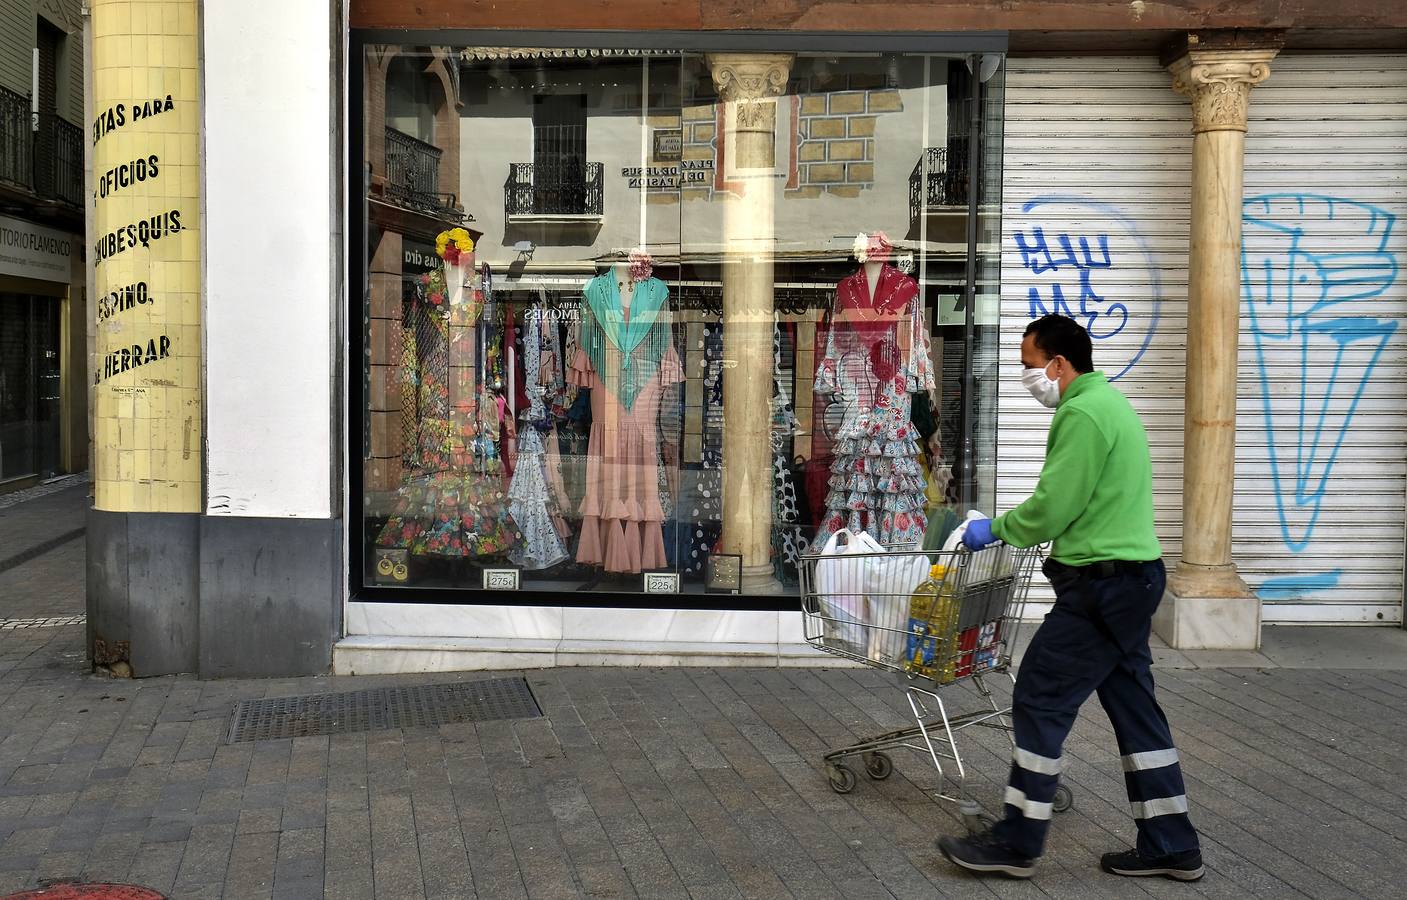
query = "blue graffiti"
xmin=1014 ymin=198 xmax=1162 ymax=380
xmin=1243 ymin=194 xmax=1400 ymax=596
xmin=1015 ymin=228 xmax=1126 ymax=337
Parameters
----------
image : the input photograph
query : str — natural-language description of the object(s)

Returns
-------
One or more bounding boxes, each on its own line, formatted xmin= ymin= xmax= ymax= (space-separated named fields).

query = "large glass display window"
xmin=352 ymin=36 xmax=1005 ymax=603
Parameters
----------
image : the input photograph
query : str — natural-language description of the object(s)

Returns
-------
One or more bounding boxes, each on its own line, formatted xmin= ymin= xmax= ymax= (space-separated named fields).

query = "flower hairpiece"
xmin=854 ymin=230 xmax=892 ymax=264
xmin=436 ymin=227 xmax=475 ymax=265
xmin=852 ymin=232 xmax=870 ymax=263
xmin=628 ymin=248 xmax=653 ymax=282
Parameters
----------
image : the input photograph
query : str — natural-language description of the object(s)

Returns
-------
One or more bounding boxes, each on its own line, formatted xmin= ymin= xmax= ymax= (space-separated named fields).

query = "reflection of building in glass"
xmin=354 ymin=49 xmax=1000 ymax=599
xmin=0 ymin=0 xmax=85 ymax=491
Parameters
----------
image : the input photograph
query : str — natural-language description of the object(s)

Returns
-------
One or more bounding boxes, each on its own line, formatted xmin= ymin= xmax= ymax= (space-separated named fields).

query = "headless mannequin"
xmin=864 ymin=260 xmax=883 ymax=301
xmin=578 ymin=260 xmax=638 ymax=591
xmin=614 ymin=262 xmax=635 ymax=322
xmin=864 ymin=257 xmax=927 ymax=426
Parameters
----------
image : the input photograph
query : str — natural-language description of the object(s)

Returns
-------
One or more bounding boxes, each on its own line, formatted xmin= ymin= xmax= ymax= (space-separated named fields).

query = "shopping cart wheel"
xmin=1052 ymin=784 xmax=1074 ymax=813
xmin=863 ymin=752 xmax=893 ymax=780
xmin=827 ymin=764 xmax=857 ymax=794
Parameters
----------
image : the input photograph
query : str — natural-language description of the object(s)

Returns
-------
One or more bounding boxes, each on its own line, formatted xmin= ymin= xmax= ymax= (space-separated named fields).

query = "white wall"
xmin=202 ymin=1 xmax=335 ymax=518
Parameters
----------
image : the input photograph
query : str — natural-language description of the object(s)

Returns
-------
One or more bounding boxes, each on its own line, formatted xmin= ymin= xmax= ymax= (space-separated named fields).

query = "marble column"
xmin=707 ymin=53 xmax=793 ymax=594
xmin=1155 ymin=43 xmax=1278 ymax=649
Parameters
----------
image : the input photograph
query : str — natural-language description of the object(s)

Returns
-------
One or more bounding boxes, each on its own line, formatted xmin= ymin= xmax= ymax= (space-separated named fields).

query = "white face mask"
xmin=1022 ymin=361 xmax=1062 ymax=408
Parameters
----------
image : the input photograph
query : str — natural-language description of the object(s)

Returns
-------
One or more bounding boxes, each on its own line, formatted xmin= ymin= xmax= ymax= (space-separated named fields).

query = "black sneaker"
xmin=1100 ymin=847 xmax=1204 ymax=881
xmin=937 ymin=831 xmax=1036 ymax=879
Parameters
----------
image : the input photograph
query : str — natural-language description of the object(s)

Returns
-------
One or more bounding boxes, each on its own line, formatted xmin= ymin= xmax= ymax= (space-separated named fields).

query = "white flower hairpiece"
xmin=852 ymin=232 xmax=870 ymax=263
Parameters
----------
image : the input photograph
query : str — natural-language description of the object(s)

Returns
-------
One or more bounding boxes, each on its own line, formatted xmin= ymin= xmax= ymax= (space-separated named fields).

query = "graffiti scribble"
xmin=1014 ymin=198 xmax=1162 ymax=381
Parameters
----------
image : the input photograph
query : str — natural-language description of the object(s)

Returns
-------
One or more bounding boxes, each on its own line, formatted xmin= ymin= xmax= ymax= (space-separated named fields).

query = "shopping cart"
xmin=799 ymin=537 xmax=1071 ymax=830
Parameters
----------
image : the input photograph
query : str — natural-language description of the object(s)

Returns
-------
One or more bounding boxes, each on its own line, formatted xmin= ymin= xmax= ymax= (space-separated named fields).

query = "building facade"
xmin=85 ymin=1 xmax=1407 ymax=678
xmin=0 ymin=0 xmax=86 ymax=493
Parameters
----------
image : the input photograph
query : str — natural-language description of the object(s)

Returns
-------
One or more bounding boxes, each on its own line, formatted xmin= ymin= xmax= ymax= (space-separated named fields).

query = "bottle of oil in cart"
xmin=931 ymin=572 xmax=962 ymax=684
xmin=906 ymin=564 xmax=945 ymax=676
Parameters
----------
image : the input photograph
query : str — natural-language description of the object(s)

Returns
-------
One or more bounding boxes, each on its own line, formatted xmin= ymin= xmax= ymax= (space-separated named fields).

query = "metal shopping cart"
xmin=799 ymin=537 xmax=1071 ymax=830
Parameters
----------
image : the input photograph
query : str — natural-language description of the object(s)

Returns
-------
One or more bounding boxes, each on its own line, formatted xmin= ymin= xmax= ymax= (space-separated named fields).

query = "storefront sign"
xmin=90 ymin=0 xmax=202 ymax=513
xmin=402 ymin=238 xmax=439 ymax=275
xmin=0 ymin=214 xmax=73 ymax=283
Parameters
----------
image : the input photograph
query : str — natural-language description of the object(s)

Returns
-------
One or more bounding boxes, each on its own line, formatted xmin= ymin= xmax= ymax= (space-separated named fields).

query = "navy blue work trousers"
xmin=991 ymin=557 xmax=1200 ymax=860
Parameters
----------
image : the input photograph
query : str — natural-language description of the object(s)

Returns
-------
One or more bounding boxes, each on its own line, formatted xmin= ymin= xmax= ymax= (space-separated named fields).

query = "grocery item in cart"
xmin=905 ymin=564 xmax=961 ymax=682
xmin=867 ymin=553 xmax=931 ymax=667
xmin=955 ymin=619 xmax=1001 ymax=677
xmin=813 ymin=529 xmax=881 ymax=653
xmin=905 ymin=565 xmax=942 ymax=672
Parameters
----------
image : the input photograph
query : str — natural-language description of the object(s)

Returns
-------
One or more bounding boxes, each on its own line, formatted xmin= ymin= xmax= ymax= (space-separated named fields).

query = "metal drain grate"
xmin=225 ymin=677 xmax=541 ymax=743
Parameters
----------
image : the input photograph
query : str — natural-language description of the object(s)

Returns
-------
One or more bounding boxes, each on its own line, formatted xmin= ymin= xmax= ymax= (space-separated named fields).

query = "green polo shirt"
xmin=992 ymin=371 xmax=1161 ymax=565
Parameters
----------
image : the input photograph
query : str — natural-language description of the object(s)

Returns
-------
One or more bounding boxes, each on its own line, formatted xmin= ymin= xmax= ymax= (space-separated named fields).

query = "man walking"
xmin=938 ymin=314 xmax=1202 ymax=881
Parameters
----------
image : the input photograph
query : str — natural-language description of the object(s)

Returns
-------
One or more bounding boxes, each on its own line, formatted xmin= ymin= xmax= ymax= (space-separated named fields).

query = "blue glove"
xmin=962 ymin=518 xmax=998 ymax=552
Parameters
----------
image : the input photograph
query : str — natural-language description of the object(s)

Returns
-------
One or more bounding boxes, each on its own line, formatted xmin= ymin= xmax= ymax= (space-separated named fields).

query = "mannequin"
xmin=570 ymin=249 xmax=682 ymax=584
xmin=813 ymin=231 xmax=935 ymax=548
xmin=864 ymin=259 xmax=884 ymax=303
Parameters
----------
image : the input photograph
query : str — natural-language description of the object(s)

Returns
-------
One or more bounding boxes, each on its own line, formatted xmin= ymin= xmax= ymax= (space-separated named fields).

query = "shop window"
xmin=356 ymin=43 xmax=1005 ymax=602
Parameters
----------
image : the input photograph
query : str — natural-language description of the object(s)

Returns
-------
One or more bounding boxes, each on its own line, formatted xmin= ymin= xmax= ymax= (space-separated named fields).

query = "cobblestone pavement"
xmin=1 ymin=619 xmax=1405 ymax=899
xmin=0 ymin=479 xmax=88 ymax=624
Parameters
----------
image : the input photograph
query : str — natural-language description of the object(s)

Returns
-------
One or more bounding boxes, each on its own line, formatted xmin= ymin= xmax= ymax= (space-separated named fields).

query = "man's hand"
xmin=962 ymin=518 xmax=998 ymax=552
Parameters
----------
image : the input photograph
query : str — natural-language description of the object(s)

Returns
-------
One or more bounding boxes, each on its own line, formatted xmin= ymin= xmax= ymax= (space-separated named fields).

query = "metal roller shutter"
xmin=997 ymin=55 xmax=1407 ymax=626
xmin=1238 ymin=55 xmax=1407 ymax=625
xmin=998 ymin=57 xmax=1192 ymax=617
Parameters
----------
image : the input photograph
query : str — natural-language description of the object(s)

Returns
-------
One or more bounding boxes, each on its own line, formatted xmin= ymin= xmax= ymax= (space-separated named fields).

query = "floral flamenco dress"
xmin=506 ymin=305 xmax=571 ymax=570
xmin=376 ymin=267 xmax=516 ymax=561
xmin=570 ymin=273 xmax=683 ymax=574
xmin=813 ymin=263 xmax=935 ymax=548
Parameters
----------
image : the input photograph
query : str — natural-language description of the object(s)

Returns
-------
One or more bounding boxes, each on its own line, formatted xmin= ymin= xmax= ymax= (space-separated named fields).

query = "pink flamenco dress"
xmin=569 ymin=273 xmax=682 ymax=574
xmin=813 ymin=263 xmax=936 ymax=549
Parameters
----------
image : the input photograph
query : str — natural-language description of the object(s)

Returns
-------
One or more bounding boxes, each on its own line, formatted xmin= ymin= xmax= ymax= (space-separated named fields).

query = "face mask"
xmin=1022 ymin=361 xmax=1062 ymax=408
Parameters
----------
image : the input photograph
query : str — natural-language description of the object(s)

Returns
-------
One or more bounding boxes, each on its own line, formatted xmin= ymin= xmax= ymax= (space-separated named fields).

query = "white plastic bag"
xmin=942 ymin=509 xmax=991 ymax=553
xmin=944 ymin=509 xmax=1018 ymax=580
xmin=864 ymin=550 xmax=931 ymax=666
xmin=813 ymin=529 xmax=882 ymax=652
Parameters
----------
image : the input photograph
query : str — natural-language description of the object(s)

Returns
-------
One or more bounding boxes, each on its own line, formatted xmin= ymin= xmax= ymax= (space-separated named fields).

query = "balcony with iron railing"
xmin=383 ymin=126 xmax=460 ymax=217
xmin=908 ymin=144 xmax=970 ymax=222
xmin=0 ymin=86 xmax=82 ymax=209
xmin=504 ymin=161 xmax=604 ymax=221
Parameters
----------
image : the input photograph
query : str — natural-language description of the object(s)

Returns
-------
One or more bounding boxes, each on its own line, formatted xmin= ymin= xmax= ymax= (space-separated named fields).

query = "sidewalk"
xmin=1 ymin=483 xmax=1405 ymax=897
xmin=0 ymin=477 xmax=88 ymax=624
xmin=2 ymin=618 xmax=1406 ymax=899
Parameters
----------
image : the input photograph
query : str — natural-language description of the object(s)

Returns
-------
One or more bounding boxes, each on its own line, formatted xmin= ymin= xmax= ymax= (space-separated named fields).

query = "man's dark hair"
xmin=1024 ymin=314 xmax=1093 ymax=373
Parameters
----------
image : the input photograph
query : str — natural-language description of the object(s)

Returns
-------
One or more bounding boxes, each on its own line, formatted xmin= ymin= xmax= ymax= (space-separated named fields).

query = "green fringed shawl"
xmin=580 ymin=274 xmax=672 ymax=411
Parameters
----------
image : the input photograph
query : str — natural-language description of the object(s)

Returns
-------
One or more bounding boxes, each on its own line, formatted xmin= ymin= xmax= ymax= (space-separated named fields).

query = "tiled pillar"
xmin=1156 ymin=38 xmax=1280 ymax=650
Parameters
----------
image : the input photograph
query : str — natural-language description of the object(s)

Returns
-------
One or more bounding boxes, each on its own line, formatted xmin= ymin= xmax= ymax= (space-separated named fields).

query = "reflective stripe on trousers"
xmin=990 ymin=559 xmax=1199 ymax=859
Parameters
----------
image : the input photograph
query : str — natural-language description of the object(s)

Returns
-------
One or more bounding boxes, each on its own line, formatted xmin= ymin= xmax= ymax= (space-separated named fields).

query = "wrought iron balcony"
xmin=504 ymin=161 xmax=604 ymax=219
xmin=0 ymin=86 xmax=30 ymax=191
xmin=0 ymin=88 xmax=82 ymax=209
xmin=383 ymin=126 xmax=458 ymax=215
xmin=0 ymin=87 xmax=80 ymax=208
xmin=908 ymin=145 xmax=970 ymax=221
xmin=35 ymin=112 xmax=82 ymax=206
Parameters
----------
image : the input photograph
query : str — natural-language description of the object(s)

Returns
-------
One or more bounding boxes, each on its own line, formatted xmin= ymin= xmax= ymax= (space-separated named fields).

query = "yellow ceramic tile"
xmin=92 ymin=0 xmax=202 ymax=512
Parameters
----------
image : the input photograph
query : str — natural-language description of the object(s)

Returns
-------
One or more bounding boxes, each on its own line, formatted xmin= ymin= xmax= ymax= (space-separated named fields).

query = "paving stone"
xmin=224 ymin=829 xmax=278 ymax=899
xmin=3 ymin=537 xmax=1407 ymax=900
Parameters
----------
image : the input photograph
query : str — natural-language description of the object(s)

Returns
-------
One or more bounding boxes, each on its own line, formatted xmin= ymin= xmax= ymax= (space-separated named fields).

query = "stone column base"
xmin=740 ymin=563 xmax=783 ymax=595
xmin=1152 ymin=591 xmax=1262 ymax=650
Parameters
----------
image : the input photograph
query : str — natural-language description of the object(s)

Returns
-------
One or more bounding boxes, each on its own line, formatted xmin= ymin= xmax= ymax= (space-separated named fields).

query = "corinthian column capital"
xmin=706 ymin=53 xmax=794 ymax=102
xmin=1167 ymin=48 xmax=1278 ymax=134
xmin=706 ymin=53 xmax=794 ymax=132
